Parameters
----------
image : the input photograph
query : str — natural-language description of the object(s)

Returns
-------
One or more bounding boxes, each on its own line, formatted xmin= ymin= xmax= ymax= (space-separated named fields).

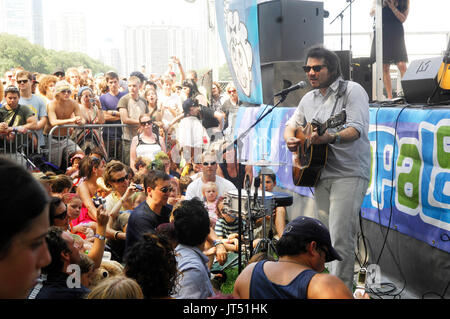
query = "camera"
xmin=134 ymin=184 xmax=143 ymax=191
xmin=89 ymin=98 xmax=96 ymax=104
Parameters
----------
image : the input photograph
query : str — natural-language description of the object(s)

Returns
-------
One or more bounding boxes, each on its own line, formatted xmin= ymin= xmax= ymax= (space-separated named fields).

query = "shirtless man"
xmin=45 ymin=80 xmax=84 ymax=168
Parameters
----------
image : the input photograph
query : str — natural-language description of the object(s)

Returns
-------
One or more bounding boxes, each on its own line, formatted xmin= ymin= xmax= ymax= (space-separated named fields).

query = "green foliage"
xmin=219 ymin=63 xmax=232 ymax=81
xmin=0 ymin=33 xmax=114 ymax=75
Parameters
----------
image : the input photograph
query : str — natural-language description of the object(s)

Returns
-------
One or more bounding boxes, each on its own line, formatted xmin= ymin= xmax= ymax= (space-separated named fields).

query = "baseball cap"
xmin=52 ymin=68 xmax=65 ymax=77
xmin=182 ymin=98 xmax=199 ymax=114
xmin=282 ymin=216 xmax=342 ymax=262
xmin=54 ymin=80 xmax=71 ymax=94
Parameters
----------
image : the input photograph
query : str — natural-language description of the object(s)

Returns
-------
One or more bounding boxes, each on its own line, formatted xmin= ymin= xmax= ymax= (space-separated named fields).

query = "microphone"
xmin=274 ymin=81 xmax=307 ymax=97
xmin=253 ymin=177 xmax=260 ymax=208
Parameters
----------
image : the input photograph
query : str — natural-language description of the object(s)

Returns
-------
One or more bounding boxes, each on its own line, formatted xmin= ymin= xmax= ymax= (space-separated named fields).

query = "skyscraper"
xmin=122 ymin=24 xmax=200 ymax=77
xmin=0 ymin=0 xmax=44 ymax=46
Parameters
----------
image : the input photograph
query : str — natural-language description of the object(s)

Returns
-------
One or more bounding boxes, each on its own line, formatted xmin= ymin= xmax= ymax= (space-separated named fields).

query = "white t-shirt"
xmin=160 ymin=93 xmax=182 ymax=126
xmin=185 ymin=175 xmax=237 ymax=200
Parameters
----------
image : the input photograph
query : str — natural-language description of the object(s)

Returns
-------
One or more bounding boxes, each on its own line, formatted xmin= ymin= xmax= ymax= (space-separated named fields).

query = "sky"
xmin=41 ymin=0 xmax=450 ymax=62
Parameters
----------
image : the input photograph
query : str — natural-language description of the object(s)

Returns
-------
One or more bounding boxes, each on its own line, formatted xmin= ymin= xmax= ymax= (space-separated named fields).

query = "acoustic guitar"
xmin=292 ymin=111 xmax=346 ymax=187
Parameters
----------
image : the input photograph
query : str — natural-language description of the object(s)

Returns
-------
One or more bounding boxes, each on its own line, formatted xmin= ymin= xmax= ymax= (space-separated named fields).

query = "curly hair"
xmin=124 ymin=233 xmax=179 ymax=298
xmin=38 ymin=75 xmax=58 ymax=96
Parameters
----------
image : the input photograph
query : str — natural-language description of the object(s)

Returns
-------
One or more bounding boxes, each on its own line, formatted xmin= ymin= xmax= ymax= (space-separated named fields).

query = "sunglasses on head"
xmin=203 ymin=161 xmax=216 ymax=166
xmin=54 ymin=210 xmax=67 ymax=220
xmin=140 ymin=120 xmax=152 ymax=126
xmin=302 ymin=65 xmax=327 ymax=73
xmin=159 ymin=186 xmax=173 ymax=193
xmin=17 ymin=79 xmax=29 ymax=84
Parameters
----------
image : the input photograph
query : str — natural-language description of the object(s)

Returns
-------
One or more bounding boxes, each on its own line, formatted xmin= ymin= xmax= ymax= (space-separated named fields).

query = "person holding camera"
xmin=103 ymin=160 xmax=142 ymax=262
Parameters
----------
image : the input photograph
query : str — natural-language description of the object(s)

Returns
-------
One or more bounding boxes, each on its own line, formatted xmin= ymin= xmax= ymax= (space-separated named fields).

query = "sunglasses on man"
xmin=159 ymin=186 xmax=173 ymax=193
xmin=203 ymin=161 xmax=217 ymax=166
xmin=302 ymin=65 xmax=327 ymax=73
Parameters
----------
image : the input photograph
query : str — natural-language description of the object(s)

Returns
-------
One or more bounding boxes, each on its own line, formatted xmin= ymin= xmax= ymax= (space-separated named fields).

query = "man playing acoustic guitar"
xmin=283 ymin=46 xmax=370 ymax=292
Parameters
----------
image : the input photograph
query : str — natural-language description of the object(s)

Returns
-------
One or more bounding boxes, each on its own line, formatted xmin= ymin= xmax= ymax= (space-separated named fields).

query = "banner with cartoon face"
xmin=215 ymin=0 xmax=263 ymax=105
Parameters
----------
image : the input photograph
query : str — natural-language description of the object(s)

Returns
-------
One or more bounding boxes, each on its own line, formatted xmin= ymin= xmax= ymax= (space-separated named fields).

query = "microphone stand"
xmin=330 ymin=0 xmax=356 ymax=53
xmin=225 ymin=92 xmax=289 ymax=273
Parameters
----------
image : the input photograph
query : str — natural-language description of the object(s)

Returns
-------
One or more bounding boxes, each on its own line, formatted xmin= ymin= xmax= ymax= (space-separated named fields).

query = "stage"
xmin=232 ymin=103 xmax=450 ymax=299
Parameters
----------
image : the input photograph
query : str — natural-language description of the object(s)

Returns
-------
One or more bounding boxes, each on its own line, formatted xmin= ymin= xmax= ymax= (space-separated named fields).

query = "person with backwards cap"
xmin=233 ymin=216 xmax=369 ymax=299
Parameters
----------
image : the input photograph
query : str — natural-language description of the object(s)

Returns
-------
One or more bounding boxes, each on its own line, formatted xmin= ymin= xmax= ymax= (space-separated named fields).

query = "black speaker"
xmin=335 ymin=50 xmax=352 ymax=80
xmin=352 ymin=57 xmax=373 ymax=101
xmin=261 ymin=61 xmax=311 ymax=107
xmin=258 ymin=0 xmax=325 ymax=64
xmin=401 ymin=56 xmax=449 ymax=104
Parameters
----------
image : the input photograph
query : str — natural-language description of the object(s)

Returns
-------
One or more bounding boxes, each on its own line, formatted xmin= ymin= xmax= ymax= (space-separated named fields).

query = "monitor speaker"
xmin=401 ymin=56 xmax=450 ymax=104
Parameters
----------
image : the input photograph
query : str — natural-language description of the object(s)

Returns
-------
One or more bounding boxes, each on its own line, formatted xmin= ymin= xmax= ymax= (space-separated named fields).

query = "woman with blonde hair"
xmin=86 ymin=276 xmax=144 ymax=299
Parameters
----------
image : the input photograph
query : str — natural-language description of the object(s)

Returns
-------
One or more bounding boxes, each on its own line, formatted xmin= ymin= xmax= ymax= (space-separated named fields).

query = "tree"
xmin=0 ymin=33 xmax=114 ymax=76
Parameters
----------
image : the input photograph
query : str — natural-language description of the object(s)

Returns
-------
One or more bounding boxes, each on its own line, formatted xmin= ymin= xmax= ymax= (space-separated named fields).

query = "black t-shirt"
xmin=199 ymin=105 xmax=219 ymax=129
xmin=28 ymin=272 xmax=90 ymax=299
xmin=124 ymin=201 xmax=171 ymax=256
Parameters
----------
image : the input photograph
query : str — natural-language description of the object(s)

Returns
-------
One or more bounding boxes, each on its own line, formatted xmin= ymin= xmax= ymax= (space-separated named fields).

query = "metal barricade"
xmin=47 ymin=123 xmax=129 ymax=169
xmin=0 ymin=131 xmax=41 ymax=169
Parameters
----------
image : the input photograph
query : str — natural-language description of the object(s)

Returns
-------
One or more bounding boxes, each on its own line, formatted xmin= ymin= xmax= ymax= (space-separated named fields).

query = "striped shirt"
xmin=214 ymin=218 xmax=240 ymax=238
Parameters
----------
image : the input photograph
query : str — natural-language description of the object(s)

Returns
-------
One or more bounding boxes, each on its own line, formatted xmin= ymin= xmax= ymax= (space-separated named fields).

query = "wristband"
xmin=213 ymin=240 xmax=223 ymax=247
xmin=94 ymin=234 xmax=106 ymax=241
xmin=114 ymin=231 xmax=121 ymax=240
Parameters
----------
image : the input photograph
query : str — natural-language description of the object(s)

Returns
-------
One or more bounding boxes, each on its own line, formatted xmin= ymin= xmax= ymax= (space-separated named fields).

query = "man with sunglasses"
xmin=185 ymin=150 xmax=237 ymax=201
xmin=16 ymin=71 xmax=48 ymax=148
xmin=45 ymin=80 xmax=84 ymax=169
xmin=283 ymin=46 xmax=370 ymax=292
xmin=124 ymin=170 xmax=172 ymax=257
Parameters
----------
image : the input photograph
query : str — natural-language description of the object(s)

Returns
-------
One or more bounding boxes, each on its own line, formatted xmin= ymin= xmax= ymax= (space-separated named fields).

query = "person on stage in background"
xmin=283 ymin=46 xmax=370 ymax=292
xmin=370 ymin=0 xmax=410 ymax=99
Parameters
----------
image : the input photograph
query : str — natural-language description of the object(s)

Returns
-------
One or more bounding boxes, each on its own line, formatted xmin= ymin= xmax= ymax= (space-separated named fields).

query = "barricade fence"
xmin=0 ymin=131 xmax=41 ymax=169
xmin=47 ymin=123 xmax=128 ymax=169
xmin=2 ymin=122 xmax=237 ymax=172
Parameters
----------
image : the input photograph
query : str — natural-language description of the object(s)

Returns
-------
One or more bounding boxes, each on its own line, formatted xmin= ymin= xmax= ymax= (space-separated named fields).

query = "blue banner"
xmin=215 ymin=0 xmax=263 ymax=105
xmin=234 ymin=105 xmax=450 ymax=253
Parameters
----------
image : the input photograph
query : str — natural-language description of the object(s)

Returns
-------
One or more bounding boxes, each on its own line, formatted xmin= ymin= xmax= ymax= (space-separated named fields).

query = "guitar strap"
xmin=330 ymin=80 xmax=349 ymax=116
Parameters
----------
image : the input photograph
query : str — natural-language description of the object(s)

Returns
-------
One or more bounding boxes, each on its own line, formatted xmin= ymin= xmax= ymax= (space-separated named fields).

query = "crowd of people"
xmin=0 ymin=46 xmax=373 ymax=300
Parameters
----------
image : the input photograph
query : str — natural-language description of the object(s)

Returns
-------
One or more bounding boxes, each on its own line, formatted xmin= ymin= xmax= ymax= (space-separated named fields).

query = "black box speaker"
xmin=334 ymin=50 xmax=352 ymax=80
xmin=352 ymin=57 xmax=373 ymax=101
xmin=258 ymin=0 xmax=324 ymax=64
xmin=401 ymin=56 xmax=448 ymax=104
xmin=261 ymin=61 xmax=311 ymax=107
